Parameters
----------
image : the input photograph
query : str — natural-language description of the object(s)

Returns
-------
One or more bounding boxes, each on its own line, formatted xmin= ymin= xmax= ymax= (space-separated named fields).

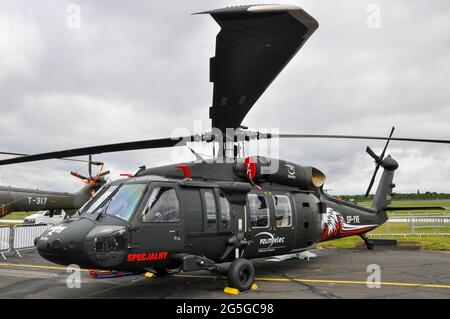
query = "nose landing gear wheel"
xmin=153 ymin=266 xmax=170 ymax=277
xmin=227 ymin=258 xmax=255 ymax=291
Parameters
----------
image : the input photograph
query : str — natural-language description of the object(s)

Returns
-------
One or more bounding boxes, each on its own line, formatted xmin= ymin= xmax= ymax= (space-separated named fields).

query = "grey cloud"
xmin=0 ymin=0 xmax=448 ymax=194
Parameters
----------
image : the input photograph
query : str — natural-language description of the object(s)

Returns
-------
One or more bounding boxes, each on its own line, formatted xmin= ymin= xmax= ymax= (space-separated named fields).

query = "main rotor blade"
xmin=0 ymin=131 xmax=448 ymax=167
xmin=0 ymin=151 xmax=92 ymax=163
xmin=200 ymin=5 xmax=318 ymax=132
xmin=270 ymin=133 xmax=450 ymax=144
xmin=0 ymin=136 xmax=193 ymax=166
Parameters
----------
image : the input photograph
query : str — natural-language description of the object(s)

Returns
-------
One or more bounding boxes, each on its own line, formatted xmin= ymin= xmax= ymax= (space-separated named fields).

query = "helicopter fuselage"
xmin=0 ymin=184 xmax=99 ymax=216
xmin=35 ymin=158 xmax=391 ymax=273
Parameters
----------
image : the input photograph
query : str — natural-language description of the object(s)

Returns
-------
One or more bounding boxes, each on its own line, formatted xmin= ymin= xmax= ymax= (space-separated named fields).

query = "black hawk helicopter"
xmin=0 ymin=155 xmax=109 ymax=217
xmin=0 ymin=4 xmax=449 ymax=291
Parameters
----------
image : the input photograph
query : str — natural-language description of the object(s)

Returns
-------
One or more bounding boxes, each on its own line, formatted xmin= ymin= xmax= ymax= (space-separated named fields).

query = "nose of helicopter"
xmin=35 ymin=217 xmax=129 ymax=269
xmin=35 ymin=218 xmax=96 ymax=266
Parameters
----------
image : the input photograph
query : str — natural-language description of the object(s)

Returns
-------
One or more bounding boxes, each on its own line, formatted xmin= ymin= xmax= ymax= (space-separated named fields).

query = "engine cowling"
xmin=234 ymin=156 xmax=326 ymax=190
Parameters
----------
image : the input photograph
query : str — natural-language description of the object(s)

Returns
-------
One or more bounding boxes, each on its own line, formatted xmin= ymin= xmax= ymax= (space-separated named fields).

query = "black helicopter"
xmin=0 ymin=155 xmax=109 ymax=217
xmin=0 ymin=4 xmax=449 ymax=292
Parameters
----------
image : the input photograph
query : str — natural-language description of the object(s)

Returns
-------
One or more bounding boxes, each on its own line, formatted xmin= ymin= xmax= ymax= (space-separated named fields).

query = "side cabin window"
xmin=273 ymin=195 xmax=292 ymax=227
xmin=219 ymin=192 xmax=230 ymax=230
xmin=141 ymin=187 xmax=180 ymax=223
xmin=248 ymin=194 xmax=269 ymax=228
xmin=203 ymin=190 xmax=217 ymax=229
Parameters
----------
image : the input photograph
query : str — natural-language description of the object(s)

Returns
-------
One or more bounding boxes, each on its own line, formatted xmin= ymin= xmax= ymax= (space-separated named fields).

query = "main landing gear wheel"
xmin=227 ymin=258 xmax=255 ymax=291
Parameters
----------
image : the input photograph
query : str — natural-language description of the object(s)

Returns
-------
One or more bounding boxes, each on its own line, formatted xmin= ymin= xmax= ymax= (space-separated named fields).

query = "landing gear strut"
xmin=227 ymin=258 xmax=255 ymax=291
xmin=360 ymin=234 xmax=375 ymax=250
xmin=152 ymin=266 xmax=171 ymax=277
xmin=174 ymin=253 xmax=256 ymax=292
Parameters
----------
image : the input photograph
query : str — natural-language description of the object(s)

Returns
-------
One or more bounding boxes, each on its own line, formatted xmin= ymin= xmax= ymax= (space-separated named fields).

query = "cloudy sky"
xmin=0 ymin=0 xmax=449 ymax=195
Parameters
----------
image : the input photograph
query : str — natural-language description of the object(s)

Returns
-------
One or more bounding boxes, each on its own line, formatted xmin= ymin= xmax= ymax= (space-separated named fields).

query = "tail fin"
xmin=372 ymin=156 xmax=399 ymax=211
xmin=73 ymin=184 xmax=96 ymax=208
xmin=73 ymin=181 xmax=105 ymax=208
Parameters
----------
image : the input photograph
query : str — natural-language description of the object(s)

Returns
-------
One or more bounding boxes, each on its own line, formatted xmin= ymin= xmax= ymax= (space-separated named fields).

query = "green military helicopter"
xmin=0 ymin=4 xmax=448 ymax=291
xmin=0 ymin=155 xmax=109 ymax=217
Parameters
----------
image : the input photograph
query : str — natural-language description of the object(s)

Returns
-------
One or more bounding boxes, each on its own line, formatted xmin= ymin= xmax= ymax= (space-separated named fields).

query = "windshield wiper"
xmin=95 ymin=200 xmax=110 ymax=221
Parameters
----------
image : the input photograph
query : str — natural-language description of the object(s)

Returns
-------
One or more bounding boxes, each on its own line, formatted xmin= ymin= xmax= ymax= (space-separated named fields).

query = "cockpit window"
xmin=99 ymin=184 xmax=147 ymax=221
xmin=83 ymin=185 xmax=119 ymax=214
xmin=141 ymin=187 xmax=180 ymax=223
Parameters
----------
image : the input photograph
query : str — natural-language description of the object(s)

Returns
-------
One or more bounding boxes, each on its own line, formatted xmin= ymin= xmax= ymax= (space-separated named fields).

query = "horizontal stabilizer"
xmin=386 ymin=206 xmax=448 ymax=211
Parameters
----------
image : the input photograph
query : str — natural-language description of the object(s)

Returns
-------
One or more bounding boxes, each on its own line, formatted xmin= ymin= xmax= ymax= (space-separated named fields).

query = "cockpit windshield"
xmin=81 ymin=183 xmax=147 ymax=221
xmin=99 ymin=184 xmax=146 ymax=221
xmin=83 ymin=185 xmax=119 ymax=214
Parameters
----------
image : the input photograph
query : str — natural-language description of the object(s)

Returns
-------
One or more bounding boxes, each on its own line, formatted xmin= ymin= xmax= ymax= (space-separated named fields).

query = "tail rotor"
xmin=71 ymin=155 xmax=110 ymax=191
xmin=364 ymin=126 xmax=395 ymax=197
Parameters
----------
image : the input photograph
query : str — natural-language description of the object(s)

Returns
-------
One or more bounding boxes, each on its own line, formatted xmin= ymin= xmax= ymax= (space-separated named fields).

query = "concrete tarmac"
xmin=0 ymin=248 xmax=449 ymax=299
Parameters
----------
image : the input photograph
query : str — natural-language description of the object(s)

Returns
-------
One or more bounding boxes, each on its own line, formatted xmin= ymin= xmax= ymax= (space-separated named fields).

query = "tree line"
xmin=341 ymin=192 xmax=450 ymax=202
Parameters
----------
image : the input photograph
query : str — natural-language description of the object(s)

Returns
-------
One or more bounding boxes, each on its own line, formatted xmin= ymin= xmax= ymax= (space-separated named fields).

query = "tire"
xmin=153 ymin=266 xmax=170 ymax=277
xmin=227 ymin=258 xmax=255 ymax=291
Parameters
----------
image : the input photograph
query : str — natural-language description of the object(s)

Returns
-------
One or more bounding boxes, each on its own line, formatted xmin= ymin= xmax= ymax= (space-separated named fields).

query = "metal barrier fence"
xmin=409 ymin=215 xmax=450 ymax=231
xmin=0 ymin=225 xmax=11 ymax=260
xmin=0 ymin=223 xmax=53 ymax=259
xmin=368 ymin=215 xmax=450 ymax=237
xmin=12 ymin=224 xmax=52 ymax=257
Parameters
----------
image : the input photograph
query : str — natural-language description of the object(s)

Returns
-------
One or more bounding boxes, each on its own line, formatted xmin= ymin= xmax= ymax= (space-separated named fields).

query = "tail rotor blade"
xmin=71 ymin=171 xmax=89 ymax=181
xmin=88 ymin=155 xmax=92 ymax=179
xmin=379 ymin=126 xmax=395 ymax=160
xmin=366 ymin=146 xmax=379 ymax=162
xmin=97 ymin=170 xmax=110 ymax=178
xmin=364 ymin=127 xmax=395 ymax=197
xmin=365 ymin=164 xmax=381 ymax=197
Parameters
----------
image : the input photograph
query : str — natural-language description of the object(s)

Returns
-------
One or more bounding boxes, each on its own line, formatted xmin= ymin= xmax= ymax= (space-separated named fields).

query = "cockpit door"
xmin=200 ymin=188 xmax=233 ymax=260
xmin=130 ymin=183 xmax=184 ymax=260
